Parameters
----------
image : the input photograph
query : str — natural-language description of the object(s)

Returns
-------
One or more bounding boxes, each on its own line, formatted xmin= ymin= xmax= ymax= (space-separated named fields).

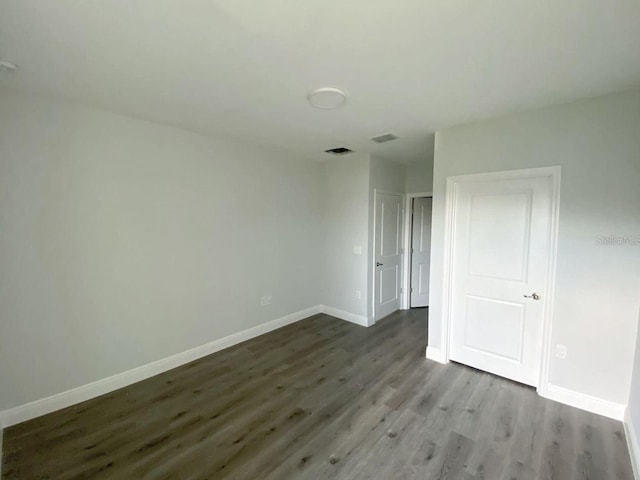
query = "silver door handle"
xmin=376 ymin=262 xmax=384 ymax=267
xmin=523 ymin=293 xmax=541 ymax=300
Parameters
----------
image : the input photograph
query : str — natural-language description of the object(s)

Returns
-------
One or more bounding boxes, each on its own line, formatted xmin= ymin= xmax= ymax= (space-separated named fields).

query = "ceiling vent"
xmin=325 ymin=147 xmax=353 ymax=156
xmin=371 ymin=133 xmax=398 ymax=144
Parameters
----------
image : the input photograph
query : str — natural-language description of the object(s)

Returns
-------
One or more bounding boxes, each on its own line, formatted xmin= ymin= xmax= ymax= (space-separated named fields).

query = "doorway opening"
xmin=402 ymin=192 xmax=433 ymax=310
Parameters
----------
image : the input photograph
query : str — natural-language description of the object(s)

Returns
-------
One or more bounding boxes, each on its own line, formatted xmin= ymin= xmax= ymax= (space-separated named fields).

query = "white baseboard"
xmin=539 ymin=383 xmax=626 ymax=420
xmin=321 ymin=305 xmax=373 ymax=327
xmin=420 ymin=351 xmax=626 ymax=421
xmin=625 ymin=408 xmax=640 ymax=480
xmin=426 ymin=346 xmax=446 ymax=364
xmin=0 ymin=305 xmax=322 ymax=430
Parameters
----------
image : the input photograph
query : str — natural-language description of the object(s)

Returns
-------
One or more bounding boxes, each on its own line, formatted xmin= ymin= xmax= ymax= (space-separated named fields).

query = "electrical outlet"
xmin=555 ymin=344 xmax=568 ymax=359
xmin=355 ymin=290 xmax=362 ymax=300
xmin=260 ymin=295 xmax=272 ymax=307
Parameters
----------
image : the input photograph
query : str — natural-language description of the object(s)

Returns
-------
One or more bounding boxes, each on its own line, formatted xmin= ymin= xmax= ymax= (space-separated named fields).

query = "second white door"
xmin=374 ymin=191 xmax=403 ymax=321
xmin=410 ymin=197 xmax=432 ymax=307
xmin=449 ymin=172 xmax=554 ymax=386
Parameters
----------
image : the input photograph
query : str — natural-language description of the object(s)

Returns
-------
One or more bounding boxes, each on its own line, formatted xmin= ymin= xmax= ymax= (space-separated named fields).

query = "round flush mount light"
xmin=307 ymin=87 xmax=347 ymax=109
xmin=0 ymin=60 xmax=18 ymax=73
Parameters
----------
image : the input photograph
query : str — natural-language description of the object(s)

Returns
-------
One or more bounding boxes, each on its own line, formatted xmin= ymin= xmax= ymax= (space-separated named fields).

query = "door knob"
xmin=523 ymin=292 xmax=541 ymax=300
xmin=376 ymin=262 xmax=384 ymax=267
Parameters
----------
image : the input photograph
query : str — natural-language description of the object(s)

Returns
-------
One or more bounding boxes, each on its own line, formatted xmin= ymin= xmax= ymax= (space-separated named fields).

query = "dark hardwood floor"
xmin=1 ymin=309 xmax=635 ymax=479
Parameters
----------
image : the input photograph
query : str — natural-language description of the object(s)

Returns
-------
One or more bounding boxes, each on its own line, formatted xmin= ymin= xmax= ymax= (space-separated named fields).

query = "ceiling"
xmin=1 ymin=1 xmax=639 ymax=163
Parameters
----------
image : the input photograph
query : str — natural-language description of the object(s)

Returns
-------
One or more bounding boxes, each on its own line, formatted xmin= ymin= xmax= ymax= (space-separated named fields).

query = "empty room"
xmin=1 ymin=1 xmax=640 ymax=479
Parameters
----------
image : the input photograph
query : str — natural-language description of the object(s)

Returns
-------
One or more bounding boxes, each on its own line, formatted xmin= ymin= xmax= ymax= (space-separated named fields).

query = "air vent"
xmin=371 ymin=133 xmax=398 ymax=144
xmin=325 ymin=147 xmax=353 ymax=155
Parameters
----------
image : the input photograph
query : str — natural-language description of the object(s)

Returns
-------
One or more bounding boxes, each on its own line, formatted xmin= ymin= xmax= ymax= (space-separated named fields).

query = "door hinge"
xmin=400 ymin=287 xmax=403 ymax=293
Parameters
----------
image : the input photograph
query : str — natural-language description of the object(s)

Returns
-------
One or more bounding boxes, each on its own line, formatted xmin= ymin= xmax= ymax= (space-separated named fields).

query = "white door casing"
xmin=410 ymin=197 xmax=432 ymax=307
xmin=374 ymin=190 xmax=403 ymax=321
xmin=446 ymin=168 xmax=560 ymax=387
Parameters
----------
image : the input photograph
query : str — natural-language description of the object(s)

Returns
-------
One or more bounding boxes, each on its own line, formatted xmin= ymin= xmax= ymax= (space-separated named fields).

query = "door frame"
xmin=401 ymin=192 xmax=433 ymax=310
xmin=371 ymin=189 xmax=406 ymax=322
xmin=438 ymin=166 xmax=561 ymax=394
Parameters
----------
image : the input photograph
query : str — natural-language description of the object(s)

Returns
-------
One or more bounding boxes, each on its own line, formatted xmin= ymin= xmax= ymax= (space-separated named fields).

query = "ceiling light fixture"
xmin=308 ymin=87 xmax=346 ymax=109
xmin=0 ymin=60 xmax=18 ymax=73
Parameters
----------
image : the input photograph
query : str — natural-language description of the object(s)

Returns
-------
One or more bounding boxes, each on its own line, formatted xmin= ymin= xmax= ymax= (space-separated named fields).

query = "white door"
xmin=449 ymin=174 xmax=553 ymax=386
xmin=410 ymin=197 xmax=432 ymax=307
xmin=374 ymin=191 xmax=403 ymax=321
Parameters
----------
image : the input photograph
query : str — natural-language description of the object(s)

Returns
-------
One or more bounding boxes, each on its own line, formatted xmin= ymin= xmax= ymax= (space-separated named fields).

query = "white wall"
xmin=320 ymin=154 xmax=371 ymax=318
xmin=320 ymin=155 xmax=407 ymax=321
xmin=0 ymin=89 xmax=323 ymax=412
xmin=405 ymin=134 xmax=435 ymax=194
xmin=405 ymin=159 xmax=434 ymax=194
xmin=429 ymin=90 xmax=640 ymax=405
xmin=628 ymin=303 xmax=640 ymax=474
xmin=370 ymin=156 xmax=406 ymax=194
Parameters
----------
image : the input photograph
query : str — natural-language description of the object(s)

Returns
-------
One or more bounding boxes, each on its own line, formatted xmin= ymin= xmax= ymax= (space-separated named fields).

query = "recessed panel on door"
xmin=382 ymin=203 xmax=400 ymax=257
xmin=379 ymin=265 xmax=399 ymax=305
xmin=468 ymin=192 xmax=531 ymax=281
xmin=464 ymin=295 xmax=525 ymax=362
xmin=417 ymin=263 xmax=429 ymax=295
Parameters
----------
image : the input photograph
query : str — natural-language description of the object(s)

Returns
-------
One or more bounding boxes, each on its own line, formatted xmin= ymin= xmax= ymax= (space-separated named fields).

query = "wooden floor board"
xmin=1 ymin=309 xmax=635 ymax=479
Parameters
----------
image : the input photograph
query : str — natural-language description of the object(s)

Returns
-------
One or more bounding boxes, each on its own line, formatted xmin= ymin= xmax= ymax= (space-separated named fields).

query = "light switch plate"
xmin=260 ymin=295 xmax=272 ymax=307
xmin=555 ymin=344 xmax=567 ymax=359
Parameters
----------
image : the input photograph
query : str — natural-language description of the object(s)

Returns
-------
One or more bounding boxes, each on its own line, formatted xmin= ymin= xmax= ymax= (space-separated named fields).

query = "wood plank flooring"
xmin=1 ymin=309 xmax=635 ymax=479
